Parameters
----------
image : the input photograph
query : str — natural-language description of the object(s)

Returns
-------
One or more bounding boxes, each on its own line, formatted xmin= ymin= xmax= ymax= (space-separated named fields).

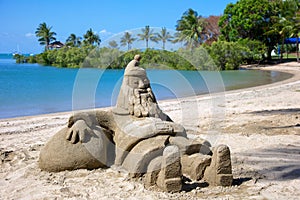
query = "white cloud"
xmin=25 ymin=33 xmax=35 ymax=37
xmin=99 ymin=29 xmax=113 ymax=36
xmin=99 ymin=29 xmax=107 ymax=34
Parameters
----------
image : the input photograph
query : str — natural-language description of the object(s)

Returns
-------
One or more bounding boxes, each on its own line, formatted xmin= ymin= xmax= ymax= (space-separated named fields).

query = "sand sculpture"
xmin=39 ymin=55 xmax=233 ymax=192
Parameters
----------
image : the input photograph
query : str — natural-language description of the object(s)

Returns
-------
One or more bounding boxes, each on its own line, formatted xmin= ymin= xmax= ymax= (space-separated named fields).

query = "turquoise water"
xmin=0 ymin=54 xmax=14 ymax=59
xmin=0 ymin=58 xmax=292 ymax=119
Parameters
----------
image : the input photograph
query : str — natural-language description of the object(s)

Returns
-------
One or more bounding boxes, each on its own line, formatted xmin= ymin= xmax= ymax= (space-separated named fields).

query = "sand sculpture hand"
xmin=170 ymin=123 xmax=185 ymax=134
xmin=66 ymin=120 xmax=93 ymax=144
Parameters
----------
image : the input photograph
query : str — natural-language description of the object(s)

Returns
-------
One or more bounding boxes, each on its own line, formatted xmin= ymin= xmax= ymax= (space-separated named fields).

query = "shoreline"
xmin=0 ymin=62 xmax=300 ymax=199
xmin=159 ymin=63 xmax=299 ymax=106
xmin=0 ymin=62 xmax=298 ymax=122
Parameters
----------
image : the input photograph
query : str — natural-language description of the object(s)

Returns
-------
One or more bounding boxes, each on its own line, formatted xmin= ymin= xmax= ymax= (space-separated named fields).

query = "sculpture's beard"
xmin=128 ymin=87 xmax=160 ymax=118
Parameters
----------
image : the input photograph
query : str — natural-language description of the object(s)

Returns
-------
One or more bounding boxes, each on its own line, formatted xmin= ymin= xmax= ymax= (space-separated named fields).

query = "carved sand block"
xmin=156 ymin=145 xmax=182 ymax=192
xmin=144 ymin=156 xmax=163 ymax=188
xmin=122 ymin=135 xmax=170 ymax=178
xmin=203 ymin=145 xmax=233 ymax=186
xmin=169 ymin=136 xmax=212 ymax=155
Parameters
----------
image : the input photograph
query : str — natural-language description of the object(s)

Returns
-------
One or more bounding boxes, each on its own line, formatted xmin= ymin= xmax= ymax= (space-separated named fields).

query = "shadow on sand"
xmin=181 ymin=176 xmax=252 ymax=192
xmin=248 ymin=108 xmax=300 ymax=116
xmin=239 ymin=144 xmax=300 ymax=181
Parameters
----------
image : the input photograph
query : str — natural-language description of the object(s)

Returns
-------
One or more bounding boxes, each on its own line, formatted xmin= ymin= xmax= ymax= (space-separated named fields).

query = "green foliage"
xmin=141 ymin=49 xmax=195 ymax=70
xmin=13 ymin=54 xmax=38 ymax=64
xmin=108 ymin=40 xmax=118 ymax=49
xmin=237 ymin=39 xmax=266 ymax=63
xmin=13 ymin=54 xmax=27 ymax=63
xmin=219 ymin=0 xmax=281 ymax=59
xmin=84 ymin=47 xmax=122 ymax=68
xmin=207 ymin=40 xmax=249 ymax=70
xmin=66 ymin=33 xmax=82 ymax=47
xmin=267 ymin=0 xmax=300 ymax=61
xmin=27 ymin=55 xmax=37 ymax=63
xmin=120 ymin=32 xmax=136 ymax=50
xmin=28 ymin=7 xmax=282 ymax=71
xmin=17 ymin=44 xmax=267 ymax=71
xmin=25 ymin=46 xmax=91 ymax=68
xmin=35 ymin=22 xmax=57 ymax=50
xmin=105 ymin=49 xmax=140 ymax=69
xmin=156 ymin=27 xmax=173 ymax=50
xmin=25 ymin=47 xmax=205 ymax=70
xmin=106 ymin=49 xmax=196 ymax=70
xmin=137 ymin=26 xmax=158 ymax=49
xmin=175 ymin=9 xmax=206 ymax=49
xmin=177 ymin=47 xmax=217 ymax=70
xmin=83 ymin=28 xmax=101 ymax=46
xmin=219 ymin=0 xmax=278 ymax=41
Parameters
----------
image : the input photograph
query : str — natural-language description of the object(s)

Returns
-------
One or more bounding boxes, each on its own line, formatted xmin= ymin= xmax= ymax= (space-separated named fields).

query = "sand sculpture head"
xmin=116 ymin=55 xmax=164 ymax=118
xmin=134 ymin=54 xmax=141 ymax=61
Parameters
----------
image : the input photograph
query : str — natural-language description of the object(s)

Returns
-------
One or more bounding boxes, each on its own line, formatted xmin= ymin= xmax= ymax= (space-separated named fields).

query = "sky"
xmin=0 ymin=0 xmax=237 ymax=54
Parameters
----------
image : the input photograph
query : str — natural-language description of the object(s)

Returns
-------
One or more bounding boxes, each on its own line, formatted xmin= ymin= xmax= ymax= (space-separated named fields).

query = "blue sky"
xmin=0 ymin=0 xmax=237 ymax=53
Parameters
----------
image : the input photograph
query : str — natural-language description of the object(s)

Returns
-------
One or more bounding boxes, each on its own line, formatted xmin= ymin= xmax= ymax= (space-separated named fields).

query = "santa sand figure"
xmin=39 ymin=55 xmax=233 ymax=192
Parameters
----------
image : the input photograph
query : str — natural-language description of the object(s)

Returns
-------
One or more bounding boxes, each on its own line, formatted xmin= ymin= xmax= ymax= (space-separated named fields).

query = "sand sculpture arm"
xmin=67 ymin=110 xmax=115 ymax=144
xmin=68 ymin=112 xmax=98 ymax=128
xmin=116 ymin=118 xmax=186 ymax=150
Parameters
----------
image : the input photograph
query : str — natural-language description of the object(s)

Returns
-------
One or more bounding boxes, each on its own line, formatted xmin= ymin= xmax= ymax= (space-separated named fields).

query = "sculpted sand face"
xmin=116 ymin=54 xmax=166 ymax=119
xmin=39 ymin=55 xmax=233 ymax=192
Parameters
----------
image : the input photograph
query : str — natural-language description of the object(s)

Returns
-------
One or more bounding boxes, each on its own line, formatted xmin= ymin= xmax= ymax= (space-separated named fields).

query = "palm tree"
xmin=174 ymin=9 xmax=206 ymax=49
xmin=66 ymin=33 xmax=82 ymax=47
xmin=108 ymin=40 xmax=118 ymax=49
xmin=137 ymin=25 xmax=158 ymax=49
xmin=156 ymin=27 xmax=173 ymax=50
xmin=120 ymin=32 xmax=136 ymax=50
xmin=35 ymin=22 xmax=56 ymax=50
xmin=266 ymin=0 xmax=300 ymax=62
xmin=83 ymin=28 xmax=101 ymax=46
xmin=267 ymin=17 xmax=291 ymax=61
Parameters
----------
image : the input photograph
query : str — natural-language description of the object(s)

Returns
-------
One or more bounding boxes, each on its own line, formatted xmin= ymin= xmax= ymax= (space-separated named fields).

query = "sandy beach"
xmin=0 ymin=62 xmax=300 ymax=200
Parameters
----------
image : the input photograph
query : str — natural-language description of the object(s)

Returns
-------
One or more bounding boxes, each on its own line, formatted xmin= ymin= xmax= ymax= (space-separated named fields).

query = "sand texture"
xmin=0 ymin=62 xmax=300 ymax=199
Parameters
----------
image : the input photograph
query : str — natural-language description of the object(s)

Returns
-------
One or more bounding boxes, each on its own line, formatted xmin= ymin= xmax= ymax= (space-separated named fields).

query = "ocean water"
xmin=0 ymin=57 xmax=292 ymax=119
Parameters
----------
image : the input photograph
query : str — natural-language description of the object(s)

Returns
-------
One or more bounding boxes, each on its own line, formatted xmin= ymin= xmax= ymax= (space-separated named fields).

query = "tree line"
xmin=15 ymin=0 xmax=300 ymax=70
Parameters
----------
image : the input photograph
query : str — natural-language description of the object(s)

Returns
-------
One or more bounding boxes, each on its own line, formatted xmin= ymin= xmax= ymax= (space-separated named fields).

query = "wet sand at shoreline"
xmin=0 ymin=62 xmax=300 ymax=199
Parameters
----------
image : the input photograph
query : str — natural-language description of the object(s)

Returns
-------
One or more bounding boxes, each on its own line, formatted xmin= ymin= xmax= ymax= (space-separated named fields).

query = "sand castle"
xmin=39 ymin=55 xmax=233 ymax=192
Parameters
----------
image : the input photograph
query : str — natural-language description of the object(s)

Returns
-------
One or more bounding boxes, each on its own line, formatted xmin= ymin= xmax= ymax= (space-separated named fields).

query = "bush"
xmin=13 ymin=54 xmax=27 ymax=63
xmin=16 ymin=43 xmax=264 ymax=71
xmin=24 ymin=46 xmax=91 ymax=67
xmin=207 ymin=40 xmax=249 ymax=70
xmin=177 ymin=47 xmax=217 ymax=70
xmin=237 ymin=39 xmax=266 ymax=63
xmin=27 ymin=55 xmax=37 ymax=63
xmin=107 ymin=49 xmax=196 ymax=70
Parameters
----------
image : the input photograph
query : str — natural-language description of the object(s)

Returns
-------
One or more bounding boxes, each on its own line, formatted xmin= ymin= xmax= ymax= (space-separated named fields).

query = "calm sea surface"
xmin=0 ymin=56 xmax=292 ymax=119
